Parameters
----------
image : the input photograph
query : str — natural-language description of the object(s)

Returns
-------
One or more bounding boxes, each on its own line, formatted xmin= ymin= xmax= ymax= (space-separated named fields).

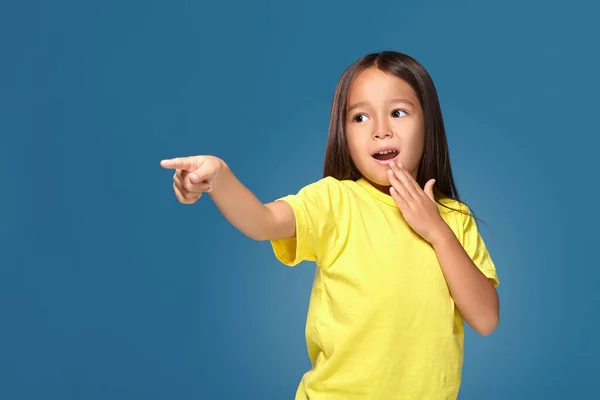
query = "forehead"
xmin=347 ymin=67 xmax=418 ymax=104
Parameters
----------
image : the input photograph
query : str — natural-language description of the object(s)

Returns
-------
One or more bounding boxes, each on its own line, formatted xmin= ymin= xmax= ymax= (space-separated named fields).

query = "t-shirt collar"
xmin=356 ymin=178 xmax=398 ymax=208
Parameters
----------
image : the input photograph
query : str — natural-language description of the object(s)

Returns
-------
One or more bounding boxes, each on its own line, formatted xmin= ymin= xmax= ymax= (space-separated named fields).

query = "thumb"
xmin=188 ymin=159 xmax=209 ymax=184
xmin=424 ymin=179 xmax=436 ymax=201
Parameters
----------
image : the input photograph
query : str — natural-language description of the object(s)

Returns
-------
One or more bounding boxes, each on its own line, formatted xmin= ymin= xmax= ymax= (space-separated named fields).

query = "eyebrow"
xmin=347 ymin=98 xmax=415 ymax=113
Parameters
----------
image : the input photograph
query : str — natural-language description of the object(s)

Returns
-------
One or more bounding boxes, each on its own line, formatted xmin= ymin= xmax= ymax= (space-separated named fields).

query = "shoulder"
xmin=270 ymin=177 xmax=351 ymax=268
xmin=275 ymin=176 xmax=349 ymax=217
xmin=293 ymin=176 xmax=351 ymax=202
xmin=436 ymin=197 xmax=474 ymax=233
xmin=437 ymin=197 xmax=471 ymax=215
xmin=299 ymin=176 xmax=345 ymax=192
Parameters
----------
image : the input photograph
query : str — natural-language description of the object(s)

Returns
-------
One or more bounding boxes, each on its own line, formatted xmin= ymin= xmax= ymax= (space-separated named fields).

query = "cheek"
xmin=396 ymin=121 xmax=424 ymax=150
xmin=402 ymin=133 xmax=426 ymax=169
xmin=345 ymin=130 xmax=364 ymax=158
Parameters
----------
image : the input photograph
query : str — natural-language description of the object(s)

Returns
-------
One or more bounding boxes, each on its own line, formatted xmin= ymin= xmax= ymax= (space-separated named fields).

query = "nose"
xmin=373 ymin=121 xmax=393 ymax=140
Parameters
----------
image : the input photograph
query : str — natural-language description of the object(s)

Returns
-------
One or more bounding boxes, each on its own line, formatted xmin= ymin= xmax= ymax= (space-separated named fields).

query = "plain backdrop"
xmin=1 ymin=0 xmax=598 ymax=399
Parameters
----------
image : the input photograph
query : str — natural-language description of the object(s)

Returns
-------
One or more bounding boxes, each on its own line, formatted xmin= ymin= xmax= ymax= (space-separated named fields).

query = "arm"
xmin=209 ymin=160 xmax=296 ymax=241
xmin=386 ymin=161 xmax=499 ymax=336
xmin=161 ymin=155 xmax=295 ymax=242
xmin=431 ymin=227 xmax=499 ymax=336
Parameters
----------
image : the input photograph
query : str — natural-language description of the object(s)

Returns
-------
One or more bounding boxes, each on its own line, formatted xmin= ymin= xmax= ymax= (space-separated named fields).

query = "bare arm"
xmin=209 ymin=160 xmax=296 ymax=241
xmin=386 ymin=161 xmax=499 ymax=336
xmin=161 ymin=155 xmax=296 ymax=242
xmin=431 ymin=226 xmax=499 ymax=336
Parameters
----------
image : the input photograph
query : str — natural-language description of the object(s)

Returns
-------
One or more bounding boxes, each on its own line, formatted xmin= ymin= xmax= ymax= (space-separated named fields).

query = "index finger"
xmin=390 ymin=162 xmax=418 ymax=198
xmin=160 ymin=157 xmax=195 ymax=171
xmin=396 ymin=162 xmax=424 ymax=193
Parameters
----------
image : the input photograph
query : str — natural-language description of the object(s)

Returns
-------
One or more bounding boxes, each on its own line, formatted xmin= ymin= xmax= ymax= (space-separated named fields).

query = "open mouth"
xmin=372 ymin=148 xmax=399 ymax=161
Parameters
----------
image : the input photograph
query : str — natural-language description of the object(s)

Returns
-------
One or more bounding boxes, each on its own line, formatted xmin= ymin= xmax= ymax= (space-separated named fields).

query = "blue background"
xmin=1 ymin=0 xmax=598 ymax=399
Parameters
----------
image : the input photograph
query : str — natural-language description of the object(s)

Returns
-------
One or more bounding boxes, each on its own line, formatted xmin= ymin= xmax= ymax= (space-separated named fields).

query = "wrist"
xmin=429 ymin=223 xmax=455 ymax=248
xmin=209 ymin=157 xmax=230 ymax=195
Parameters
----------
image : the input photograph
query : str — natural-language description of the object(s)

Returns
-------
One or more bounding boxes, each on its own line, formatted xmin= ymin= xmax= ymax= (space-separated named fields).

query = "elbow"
xmin=477 ymin=323 xmax=497 ymax=337
xmin=474 ymin=313 xmax=499 ymax=336
xmin=475 ymin=286 xmax=500 ymax=336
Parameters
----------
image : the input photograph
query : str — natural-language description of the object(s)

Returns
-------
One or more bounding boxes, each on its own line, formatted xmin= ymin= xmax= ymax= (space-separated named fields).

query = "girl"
xmin=161 ymin=51 xmax=500 ymax=400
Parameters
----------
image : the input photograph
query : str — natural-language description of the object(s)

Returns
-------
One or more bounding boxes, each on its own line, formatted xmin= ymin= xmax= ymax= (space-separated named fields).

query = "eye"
xmin=353 ymin=114 xmax=370 ymax=123
xmin=392 ymin=109 xmax=408 ymax=118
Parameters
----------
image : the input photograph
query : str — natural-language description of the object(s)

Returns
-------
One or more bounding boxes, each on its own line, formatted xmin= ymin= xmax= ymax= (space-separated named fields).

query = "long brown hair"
xmin=323 ymin=51 xmax=475 ymax=218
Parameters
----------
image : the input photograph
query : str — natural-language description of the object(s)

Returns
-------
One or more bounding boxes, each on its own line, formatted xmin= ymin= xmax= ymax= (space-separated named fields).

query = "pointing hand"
xmin=160 ymin=155 xmax=224 ymax=204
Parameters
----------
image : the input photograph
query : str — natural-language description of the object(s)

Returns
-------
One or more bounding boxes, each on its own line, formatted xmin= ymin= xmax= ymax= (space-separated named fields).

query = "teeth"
xmin=376 ymin=150 xmax=397 ymax=155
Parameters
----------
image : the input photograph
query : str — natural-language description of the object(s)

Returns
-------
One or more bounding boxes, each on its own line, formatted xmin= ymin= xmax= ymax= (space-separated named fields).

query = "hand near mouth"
xmin=387 ymin=161 xmax=449 ymax=245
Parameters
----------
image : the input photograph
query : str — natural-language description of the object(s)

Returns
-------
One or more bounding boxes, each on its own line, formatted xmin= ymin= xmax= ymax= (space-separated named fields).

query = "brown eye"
xmin=353 ymin=114 xmax=369 ymax=123
xmin=392 ymin=109 xmax=408 ymax=118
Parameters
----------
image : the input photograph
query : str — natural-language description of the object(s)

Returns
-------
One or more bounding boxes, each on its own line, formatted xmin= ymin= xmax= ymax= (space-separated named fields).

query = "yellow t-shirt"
xmin=270 ymin=176 xmax=499 ymax=400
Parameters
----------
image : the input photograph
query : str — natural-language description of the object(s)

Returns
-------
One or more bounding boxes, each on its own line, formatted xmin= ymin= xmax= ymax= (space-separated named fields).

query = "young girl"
xmin=161 ymin=51 xmax=500 ymax=400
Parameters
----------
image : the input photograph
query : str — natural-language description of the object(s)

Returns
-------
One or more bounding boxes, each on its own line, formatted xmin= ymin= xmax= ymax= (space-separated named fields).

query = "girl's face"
xmin=345 ymin=67 xmax=425 ymax=192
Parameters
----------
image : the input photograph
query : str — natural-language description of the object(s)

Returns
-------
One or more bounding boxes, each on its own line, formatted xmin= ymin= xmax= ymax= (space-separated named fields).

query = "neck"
xmin=361 ymin=177 xmax=391 ymax=195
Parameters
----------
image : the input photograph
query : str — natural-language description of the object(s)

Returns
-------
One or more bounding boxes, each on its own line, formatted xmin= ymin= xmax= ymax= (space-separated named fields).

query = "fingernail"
xmin=189 ymin=174 xmax=198 ymax=182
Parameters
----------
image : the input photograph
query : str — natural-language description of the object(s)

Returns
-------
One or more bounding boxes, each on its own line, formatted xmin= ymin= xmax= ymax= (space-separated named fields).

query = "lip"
xmin=371 ymin=146 xmax=400 ymax=164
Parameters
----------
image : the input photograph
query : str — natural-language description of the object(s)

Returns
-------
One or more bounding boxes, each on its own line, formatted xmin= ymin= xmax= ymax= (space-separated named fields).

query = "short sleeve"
xmin=460 ymin=204 xmax=500 ymax=287
xmin=270 ymin=177 xmax=346 ymax=268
